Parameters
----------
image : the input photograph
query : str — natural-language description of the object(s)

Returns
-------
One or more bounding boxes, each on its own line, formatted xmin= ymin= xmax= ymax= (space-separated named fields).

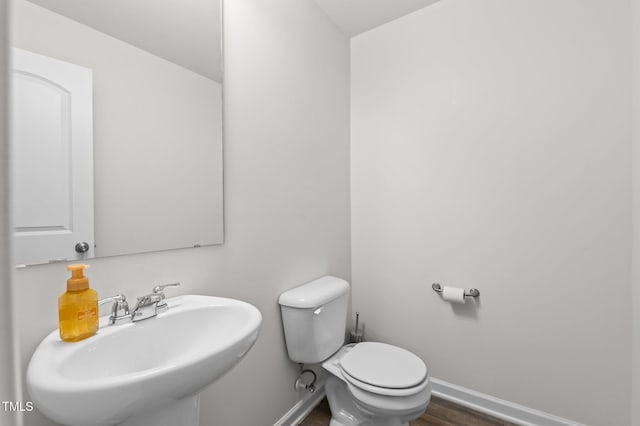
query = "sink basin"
xmin=27 ymin=295 xmax=262 ymax=426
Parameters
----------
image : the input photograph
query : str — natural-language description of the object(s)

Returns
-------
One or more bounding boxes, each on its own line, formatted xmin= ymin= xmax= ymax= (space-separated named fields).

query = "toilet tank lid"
xmin=279 ymin=276 xmax=349 ymax=308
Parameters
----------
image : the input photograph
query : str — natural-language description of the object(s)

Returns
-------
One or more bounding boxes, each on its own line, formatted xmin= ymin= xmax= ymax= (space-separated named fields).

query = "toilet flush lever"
xmin=313 ymin=306 xmax=324 ymax=315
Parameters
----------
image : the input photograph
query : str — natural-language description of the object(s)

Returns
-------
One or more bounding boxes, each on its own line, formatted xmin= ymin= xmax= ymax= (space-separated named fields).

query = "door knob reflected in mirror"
xmin=75 ymin=242 xmax=90 ymax=253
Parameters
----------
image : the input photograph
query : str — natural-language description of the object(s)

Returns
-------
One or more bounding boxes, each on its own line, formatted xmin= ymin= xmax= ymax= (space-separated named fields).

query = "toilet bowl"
xmin=278 ymin=276 xmax=431 ymax=426
xmin=322 ymin=344 xmax=431 ymax=426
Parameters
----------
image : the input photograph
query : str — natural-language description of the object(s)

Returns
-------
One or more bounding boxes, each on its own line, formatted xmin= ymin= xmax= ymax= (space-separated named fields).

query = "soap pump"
xmin=58 ymin=264 xmax=98 ymax=342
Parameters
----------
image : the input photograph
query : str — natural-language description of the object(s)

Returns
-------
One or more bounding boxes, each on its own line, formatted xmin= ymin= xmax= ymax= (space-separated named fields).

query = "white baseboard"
xmin=273 ymin=377 xmax=586 ymax=426
xmin=273 ymin=381 xmax=326 ymax=426
xmin=431 ymin=378 xmax=586 ymax=426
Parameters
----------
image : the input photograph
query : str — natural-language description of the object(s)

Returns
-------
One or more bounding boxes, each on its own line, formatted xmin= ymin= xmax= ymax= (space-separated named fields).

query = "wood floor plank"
xmin=299 ymin=398 xmax=331 ymax=426
xmin=300 ymin=396 xmax=518 ymax=426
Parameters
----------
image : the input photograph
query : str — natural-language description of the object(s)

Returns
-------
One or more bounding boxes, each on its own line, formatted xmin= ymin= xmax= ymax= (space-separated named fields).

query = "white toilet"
xmin=279 ymin=276 xmax=431 ymax=426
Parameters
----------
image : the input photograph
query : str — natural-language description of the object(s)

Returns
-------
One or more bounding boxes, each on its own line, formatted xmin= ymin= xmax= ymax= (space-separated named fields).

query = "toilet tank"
xmin=279 ymin=276 xmax=350 ymax=364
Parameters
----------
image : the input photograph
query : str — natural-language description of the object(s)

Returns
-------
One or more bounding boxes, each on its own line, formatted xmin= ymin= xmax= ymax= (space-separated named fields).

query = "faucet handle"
xmin=152 ymin=282 xmax=180 ymax=297
xmin=98 ymin=294 xmax=130 ymax=325
xmin=99 ymin=293 xmax=128 ymax=310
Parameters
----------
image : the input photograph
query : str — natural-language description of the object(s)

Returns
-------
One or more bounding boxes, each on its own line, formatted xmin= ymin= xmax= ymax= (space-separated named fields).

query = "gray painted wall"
xmin=351 ymin=1 xmax=631 ymax=424
xmin=11 ymin=0 xmax=350 ymax=425
xmin=633 ymin=0 xmax=640 ymax=424
xmin=0 ymin=0 xmax=24 ymax=424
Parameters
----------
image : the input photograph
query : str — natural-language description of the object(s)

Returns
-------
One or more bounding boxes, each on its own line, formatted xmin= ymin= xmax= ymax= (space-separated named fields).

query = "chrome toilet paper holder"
xmin=432 ymin=282 xmax=480 ymax=298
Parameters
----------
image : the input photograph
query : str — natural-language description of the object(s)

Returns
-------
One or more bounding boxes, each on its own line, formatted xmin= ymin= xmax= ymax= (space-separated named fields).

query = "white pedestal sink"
xmin=27 ymin=295 xmax=262 ymax=426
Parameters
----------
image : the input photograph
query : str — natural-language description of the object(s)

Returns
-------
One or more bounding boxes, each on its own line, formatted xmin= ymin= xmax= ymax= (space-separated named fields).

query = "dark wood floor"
xmin=300 ymin=396 xmax=518 ymax=426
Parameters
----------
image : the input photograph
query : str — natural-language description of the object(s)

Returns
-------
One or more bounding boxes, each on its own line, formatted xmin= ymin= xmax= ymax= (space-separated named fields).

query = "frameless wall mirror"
xmin=10 ymin=0 xmax=224 ymax=266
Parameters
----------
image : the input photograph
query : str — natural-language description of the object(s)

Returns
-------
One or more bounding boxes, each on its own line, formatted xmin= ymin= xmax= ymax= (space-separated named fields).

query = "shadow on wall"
xmin=450 ymin=297 xmax=480 ymax=319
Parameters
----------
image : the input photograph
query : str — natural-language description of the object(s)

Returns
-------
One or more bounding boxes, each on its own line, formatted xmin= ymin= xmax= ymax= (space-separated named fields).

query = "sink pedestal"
xmin=119 ymin=395 xmax=199 ymax=426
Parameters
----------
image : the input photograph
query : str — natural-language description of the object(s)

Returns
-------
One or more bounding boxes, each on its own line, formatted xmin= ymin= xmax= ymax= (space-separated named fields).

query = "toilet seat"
xmin=341 ymin=368 xmax=429 ymax=397
xmin=338 ymin=342 xmax=428 ymax=397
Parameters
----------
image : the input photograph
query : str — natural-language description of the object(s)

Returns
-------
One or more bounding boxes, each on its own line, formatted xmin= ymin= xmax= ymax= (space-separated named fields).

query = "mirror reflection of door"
xmin=11 ymin=0 xmax=224 ymax=266
xmin=12 ymin=47 xmax=94 ymax=266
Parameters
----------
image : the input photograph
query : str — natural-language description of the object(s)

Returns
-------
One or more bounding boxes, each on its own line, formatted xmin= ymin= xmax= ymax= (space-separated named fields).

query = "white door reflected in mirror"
xmin=12 ymin=48 xmax=94 ymax=266
xmin=10 ymin=0 xmax=224 ymax=266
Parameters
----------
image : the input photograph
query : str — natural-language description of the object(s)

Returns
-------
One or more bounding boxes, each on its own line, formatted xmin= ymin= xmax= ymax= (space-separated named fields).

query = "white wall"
xmin=12 ymin=0 xmax=350 ymax=425
xmin=632 ymin=0 xmax=640 ymax=423
xmin=0 ymin=0 xmax=24 ymax=424
xmin=11 ymin=0 xmax=224 ymax=259
xmin=351 ymin=1 xmax=631 ymax=425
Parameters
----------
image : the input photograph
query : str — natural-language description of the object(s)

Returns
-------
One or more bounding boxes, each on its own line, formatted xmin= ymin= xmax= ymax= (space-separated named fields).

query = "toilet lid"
xmin=339 ymin=342 xmax=427 ymax=389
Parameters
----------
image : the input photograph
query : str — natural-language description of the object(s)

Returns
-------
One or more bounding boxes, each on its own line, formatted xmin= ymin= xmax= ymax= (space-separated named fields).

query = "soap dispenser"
xmin=58 ymin=264 xmax=98 ymax=342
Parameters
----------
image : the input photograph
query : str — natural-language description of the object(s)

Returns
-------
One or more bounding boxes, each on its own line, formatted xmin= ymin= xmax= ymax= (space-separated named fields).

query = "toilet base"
xmin=329 ymin=419 xmax=408 ymax=426
xmin=325 ymin=374 xmax=424 ymax=426
xmin=322 ymin=345 xmax=430 ymax=426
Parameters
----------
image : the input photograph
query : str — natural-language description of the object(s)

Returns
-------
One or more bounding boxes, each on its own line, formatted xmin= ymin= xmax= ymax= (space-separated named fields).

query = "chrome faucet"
xmin=98 ymin=294 xmax=130 ymax=325
xmin=98 ymin=283 xmax=180 ymax=325
xmin=131 ymin=283 xmax=181 ymax=322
